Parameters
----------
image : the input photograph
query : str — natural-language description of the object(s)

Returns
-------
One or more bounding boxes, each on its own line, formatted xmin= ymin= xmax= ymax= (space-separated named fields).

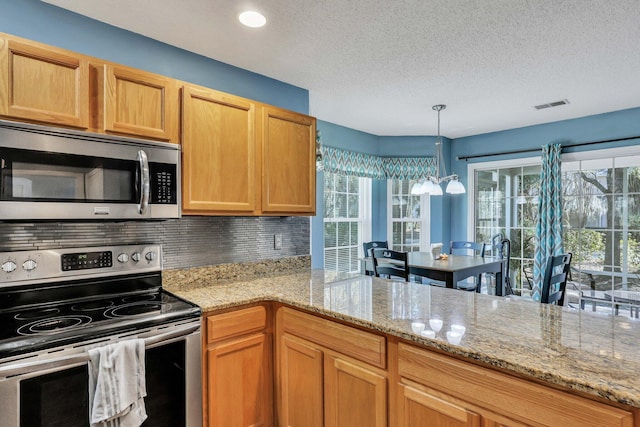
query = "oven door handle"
xmin=0 ymin=323 xmax=200 ymax=378
xmin=144 ymin=322 xmax=200 ymax=348
xmin=0 ymin=353 xmax=89 ymax=378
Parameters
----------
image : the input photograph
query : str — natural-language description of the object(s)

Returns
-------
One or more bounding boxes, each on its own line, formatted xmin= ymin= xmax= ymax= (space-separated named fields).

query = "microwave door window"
xmin=102 ymin=168 xmax=133 ymax=200
xmin=4 ymin=150 xmax=137 ymax=203
xmin=13 ymin=163 xmax=84 ymax=199
xmin=11 ymin=177 xmax=33 ymax=198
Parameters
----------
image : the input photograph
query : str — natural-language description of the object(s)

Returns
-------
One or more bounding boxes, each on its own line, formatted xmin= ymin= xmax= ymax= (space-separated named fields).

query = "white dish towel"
xmin=88 ymin=339 xmax=148 ymax=427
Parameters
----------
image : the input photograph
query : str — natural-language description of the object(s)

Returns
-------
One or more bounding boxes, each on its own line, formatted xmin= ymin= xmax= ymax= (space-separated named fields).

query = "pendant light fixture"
xmin=410 ymin=105 xmax=465 ymax=196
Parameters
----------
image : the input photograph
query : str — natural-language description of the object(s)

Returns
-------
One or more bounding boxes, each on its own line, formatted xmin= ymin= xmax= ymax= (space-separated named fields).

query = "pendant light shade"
xmin=410 ymin=182 xmax=423 ymax=195
xmin=421 ymin=180 xmax=438 ymax=194
xmin=411 ymin=105 xmax=465 ymax=197
xmin=445 ymin=178 xmax=466 ymax=194
xmin=429 ymin=182 xmax=444 ymax=196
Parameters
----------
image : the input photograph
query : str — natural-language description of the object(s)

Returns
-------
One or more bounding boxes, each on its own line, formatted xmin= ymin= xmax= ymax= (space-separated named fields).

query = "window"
xmin=562 ymin=151 xmax=640 ymax=317
xmin=387 ymin=179 xmax=429 ymax=252
xmin=323 ymin=172 xmax=371 ymax=272
xmin=469 ymin=146 xmax=640 ymax=318
xmin=472 ymin=162 xmax=540 ymax=297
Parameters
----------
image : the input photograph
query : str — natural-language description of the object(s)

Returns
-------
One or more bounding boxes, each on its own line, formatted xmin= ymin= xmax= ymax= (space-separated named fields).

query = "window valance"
xmin=321 ymin=146 xmax=435 ymax=180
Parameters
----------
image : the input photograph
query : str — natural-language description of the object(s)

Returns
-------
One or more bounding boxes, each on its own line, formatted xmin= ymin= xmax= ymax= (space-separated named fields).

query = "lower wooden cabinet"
xmin=325 ymin=354 xmax=387 ymax=427
xmin=277 ymin=307 xmax=388 ymax=427
xmin=279 ymin=335 xmax=324 ymax=427
xmin=203 ymin=305 xmax=272 ymax=427
xmin=397 ymin=342 xmax=634 ymax=427
xmin=398 ymin=382 xmax=481 ymax=427
xmin=203 ymin=304 xmax=637 ymax=427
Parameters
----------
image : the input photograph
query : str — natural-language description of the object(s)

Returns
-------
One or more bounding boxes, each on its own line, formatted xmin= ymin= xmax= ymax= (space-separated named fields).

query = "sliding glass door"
xmin=470 ymin=147 xmax=640 ymax=318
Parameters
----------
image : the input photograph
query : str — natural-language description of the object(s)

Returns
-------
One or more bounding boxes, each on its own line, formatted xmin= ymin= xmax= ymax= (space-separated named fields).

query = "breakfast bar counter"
xmin=163 ymin=264 xmax=640 ymax=412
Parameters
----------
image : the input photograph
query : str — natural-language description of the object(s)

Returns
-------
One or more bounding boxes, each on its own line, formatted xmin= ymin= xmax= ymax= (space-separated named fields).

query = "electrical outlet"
xmin=274 ymin=234 xmax=282 ymax=250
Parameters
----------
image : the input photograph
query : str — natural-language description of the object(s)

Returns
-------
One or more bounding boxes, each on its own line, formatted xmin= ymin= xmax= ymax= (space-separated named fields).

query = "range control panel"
xmin=0 ymin=244 xmax=161 ymax=287
xmin=61 ymin=251 xmax=113 ymax=271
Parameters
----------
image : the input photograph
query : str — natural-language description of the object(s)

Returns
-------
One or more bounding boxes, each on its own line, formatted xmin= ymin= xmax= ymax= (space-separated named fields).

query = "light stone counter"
xmin=163 ymin=265 xmax=640 ymax=409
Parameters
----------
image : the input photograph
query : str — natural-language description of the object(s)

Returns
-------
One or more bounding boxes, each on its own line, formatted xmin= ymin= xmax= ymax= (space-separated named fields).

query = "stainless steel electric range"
xmin=0 ymin=244 xmax=202 ymax=427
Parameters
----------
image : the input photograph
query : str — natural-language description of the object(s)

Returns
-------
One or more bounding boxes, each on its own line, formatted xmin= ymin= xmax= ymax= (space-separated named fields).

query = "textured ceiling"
xmin=43 ymin=0 xmax=640 ymax=138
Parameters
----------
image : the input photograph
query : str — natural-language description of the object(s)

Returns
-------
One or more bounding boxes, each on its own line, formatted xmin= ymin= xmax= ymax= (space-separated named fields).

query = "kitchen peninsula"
xmin=164 ymin=261 xmax=640 ymax=427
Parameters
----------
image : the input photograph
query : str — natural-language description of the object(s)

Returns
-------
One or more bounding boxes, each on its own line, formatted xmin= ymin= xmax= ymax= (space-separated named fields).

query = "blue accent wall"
xmin=317 ymin=120 xmax=379 ymax=154
xmin=0 ymin=0 xmax=308 ymax=113
xmin=450 ymin=107 xmax=640 ymax=242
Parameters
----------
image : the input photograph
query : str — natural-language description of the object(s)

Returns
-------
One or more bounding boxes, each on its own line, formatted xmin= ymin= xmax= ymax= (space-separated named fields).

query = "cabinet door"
xmin=325 ymin=355 xmax=387 ymax=427
xmin=279 ymin=335 xmax=324 ymax=427
xmin=182 ymin=85 xmax=257 ymax=214
xmin=207 ymin=333 xmax=272 ymax=427
xmin=103 ymin=64 xmax=178 ymax=141
xmin=0 ymin=38 xmax=89 ymax=128
xmin=259 ymin=106 xmax=316 ymax=215
xmin=399 ymin=383 xmax=480 ymax=427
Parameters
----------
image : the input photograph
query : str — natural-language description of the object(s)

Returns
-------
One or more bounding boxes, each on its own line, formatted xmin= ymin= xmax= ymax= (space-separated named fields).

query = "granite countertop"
xmin=163 ymin=262 xmax=640 ymax=409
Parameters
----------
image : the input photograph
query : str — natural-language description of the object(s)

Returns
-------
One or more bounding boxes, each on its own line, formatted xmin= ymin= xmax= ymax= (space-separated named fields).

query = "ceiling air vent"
xmin=534 ymin=99 xmax=570 ymax=110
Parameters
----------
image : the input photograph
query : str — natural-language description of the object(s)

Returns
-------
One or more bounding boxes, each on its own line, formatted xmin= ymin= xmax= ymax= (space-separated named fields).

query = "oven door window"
xmin=19 ymin=341 xmax=186 ymax=427
xmin=1 ymin=148 xmax=137 ymax=203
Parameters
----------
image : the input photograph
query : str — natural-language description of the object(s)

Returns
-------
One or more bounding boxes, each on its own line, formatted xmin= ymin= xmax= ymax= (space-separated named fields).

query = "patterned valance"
xmin=322 ymin=146 xmax=385 ymax=179
xmin=383 ymin=157 xmax=436 ymax=180
xmin=321 ymin=146 xmax=435 ymax=180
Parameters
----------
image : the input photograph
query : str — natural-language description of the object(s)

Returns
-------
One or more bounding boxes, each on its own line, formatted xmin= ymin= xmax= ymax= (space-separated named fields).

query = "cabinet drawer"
xmin=281 ymin=307 xmax=386 ymax=369
xmin=398 ymin=343 xmax=633 ymax=427
xmin=206 ymin=305 xmax=266 ymax=344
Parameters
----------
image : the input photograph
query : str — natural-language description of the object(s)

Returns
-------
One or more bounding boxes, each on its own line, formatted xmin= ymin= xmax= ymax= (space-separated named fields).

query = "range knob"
xmin=131 ymin=252 xmax=141 ymax=263
xmin=145 ymin=251 xmax=157 ymax=262
xmin=22 ymin=259 xmax=37 ymax=272
xmin=117 ymin=253 xmax=129 ymax=263
xmin=2 ymin=261 xmax=17 ymax=273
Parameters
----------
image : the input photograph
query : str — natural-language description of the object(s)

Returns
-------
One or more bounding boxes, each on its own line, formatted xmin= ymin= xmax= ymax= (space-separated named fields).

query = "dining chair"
xmin=363 ymin=241 xmax=388 ymax=256
xmin=372 ymin=248 xmax=409 ymax=282
xmin=485 ymin=237 xmax=513 ymax=295
xmin=508 ymin=253 xmax=572 ymax=305
xmin=540 ymin=253 xmax=573 ymax=305
xmin=500 ymin=238 xmax=514 ymax=295
xmin=363 ymin=241 xmax=389 ymax=275
xmin=488 ymin=233 xmax=504 ymax=257
xmin=450 ymin=241 xmax=486 ymax=292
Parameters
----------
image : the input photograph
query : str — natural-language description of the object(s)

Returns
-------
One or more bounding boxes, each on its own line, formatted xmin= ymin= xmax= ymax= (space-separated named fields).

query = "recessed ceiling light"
xmin=239 ymin=11 xmax=266 ymax=28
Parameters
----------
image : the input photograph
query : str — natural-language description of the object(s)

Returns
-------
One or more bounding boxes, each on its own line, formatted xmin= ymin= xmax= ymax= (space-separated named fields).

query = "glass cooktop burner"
xmin=14 ymin=307 xmax=61 ymax=320
xmin=71 ymin=300 xmax=115 ymax=312
xmin=17 ymin=315 xmax=92 ymax=335
xmin=122 ymin=294 xmax=156 ymax=303
xmin=105 ymin=302 xmax=172 ymax=318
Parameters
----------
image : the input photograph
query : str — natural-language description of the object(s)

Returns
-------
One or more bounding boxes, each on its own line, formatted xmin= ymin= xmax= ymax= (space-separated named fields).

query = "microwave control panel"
xmin=150 ymin=163 xmax=177 ymax=204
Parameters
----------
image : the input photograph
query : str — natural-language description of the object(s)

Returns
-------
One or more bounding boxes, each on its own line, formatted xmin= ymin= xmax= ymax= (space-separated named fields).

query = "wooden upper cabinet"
xmin=181 ymin=84 xmax=257 ymax=214
xmin=102 ymin=64 xmax=179 ymax=142
xmin=259 ymin=105 xmax=316 ymax=215
xmin=0 ymin=36 xmax=89 ymax=128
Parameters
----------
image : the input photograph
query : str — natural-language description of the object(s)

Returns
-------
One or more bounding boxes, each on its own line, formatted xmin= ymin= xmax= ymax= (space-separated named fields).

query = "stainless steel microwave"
xmin=0 ymin=120 xmax=180 ymax=220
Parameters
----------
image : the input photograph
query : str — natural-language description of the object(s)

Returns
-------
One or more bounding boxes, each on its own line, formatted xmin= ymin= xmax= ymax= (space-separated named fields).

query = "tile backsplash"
xmin=0 ymin=216 xmax=310 ymax=269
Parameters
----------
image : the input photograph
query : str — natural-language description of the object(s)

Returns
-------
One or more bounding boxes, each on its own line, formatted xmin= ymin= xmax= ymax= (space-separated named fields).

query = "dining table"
xmin=362 ymin=253 xmax=507 ymax=296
